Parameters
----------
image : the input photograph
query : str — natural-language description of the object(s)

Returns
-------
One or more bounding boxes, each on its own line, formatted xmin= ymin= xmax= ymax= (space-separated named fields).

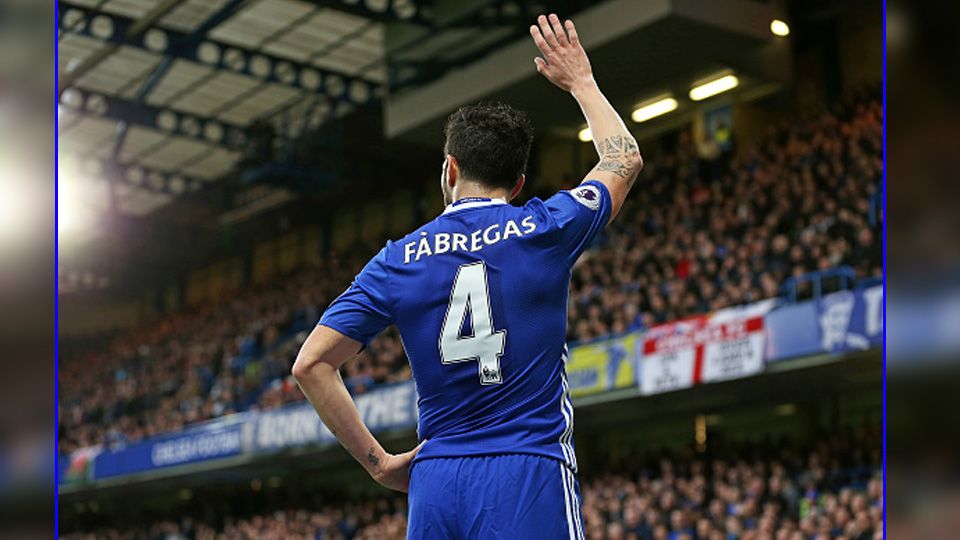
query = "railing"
xmin=780 ymin=266 xmax=860 ymax=303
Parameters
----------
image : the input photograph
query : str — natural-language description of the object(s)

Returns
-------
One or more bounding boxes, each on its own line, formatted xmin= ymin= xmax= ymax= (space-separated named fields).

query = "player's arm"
xmin=531 ymin=14 xmax=643 ymax=222
xmin=292 ymin=323 xmax=423 ymax=492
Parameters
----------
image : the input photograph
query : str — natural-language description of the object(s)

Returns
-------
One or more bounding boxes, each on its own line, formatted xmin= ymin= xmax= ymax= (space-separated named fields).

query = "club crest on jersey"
xmin=572 ymin=185 xmax=601 ymax=210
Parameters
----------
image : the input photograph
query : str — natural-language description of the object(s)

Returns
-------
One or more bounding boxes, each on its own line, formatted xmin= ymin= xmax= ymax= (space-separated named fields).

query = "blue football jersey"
xmin=319 ymin=180 xmax=612 ymax=471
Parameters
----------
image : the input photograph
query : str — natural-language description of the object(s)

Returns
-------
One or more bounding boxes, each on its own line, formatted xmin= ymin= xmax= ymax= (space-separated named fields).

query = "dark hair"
xmin=443 ymin=102 xmax=534 ymax=191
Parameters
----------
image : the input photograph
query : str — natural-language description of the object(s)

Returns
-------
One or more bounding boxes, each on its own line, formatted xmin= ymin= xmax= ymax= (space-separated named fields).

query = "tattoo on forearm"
xmin=595 ymin=135 xmax=642 ymax=179
xmin=597 ymin=157 xmax=631 ymax=177
xmin=367 ymin=447 xmax=380 ymax=468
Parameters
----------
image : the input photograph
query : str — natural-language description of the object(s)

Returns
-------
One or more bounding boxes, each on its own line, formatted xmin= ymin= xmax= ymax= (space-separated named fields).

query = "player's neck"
xmin=452 ymin=182 xmax=510 ymax=203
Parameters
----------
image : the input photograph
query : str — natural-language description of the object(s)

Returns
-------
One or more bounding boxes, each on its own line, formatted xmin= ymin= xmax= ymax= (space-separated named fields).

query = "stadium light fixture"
xmin=59 ymin=200 xmax=92 ymax=239
xmin=577 ymin=127 xmax=592 ymax=142
xmin=631 ymin=96 xmax=678 ymax=123
xmin=688 ymin=73 xmax=739 ymax=102
xmin=770 ymin=19 xmax=790 ymax=37
xmin=0 ymin=177 xmax=41 ymax=251
xmin=57 ymin=174 xmax=96 ymax=242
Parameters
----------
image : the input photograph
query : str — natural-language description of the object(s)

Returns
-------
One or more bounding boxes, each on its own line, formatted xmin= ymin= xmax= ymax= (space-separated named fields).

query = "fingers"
xmin=537 ymin=14 xmax=560 ymax=49
xmin=400 ymin=439 xmax=427 ymax=463
xmin=411 ymin=439 xmax=427 ymax=456
xmin=548 ymin=14 xmax=567 ymax=45
xmin=529 ymin=25 xmax=551 ymax=57
xmin=533 ymin=56 xmax=547 ymax=73
xmin=565 ymin=19 xmax=580 ymax=47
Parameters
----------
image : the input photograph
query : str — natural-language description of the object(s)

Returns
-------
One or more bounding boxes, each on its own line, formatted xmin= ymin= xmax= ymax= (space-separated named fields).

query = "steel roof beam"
xmin=299 ymin=0 xmax=428 ymax=25
xmin=107 ymin=160 xmax=206 ymax=196
xmin=59 ymin=2 xmax=382 ymax=97
xmin=64 ymin=156 xmax=207 ymax=195
xmin=60 ymin=86 xmax=250 ymax=149
xmin=59 ymin=0 xmax=187 ymax=89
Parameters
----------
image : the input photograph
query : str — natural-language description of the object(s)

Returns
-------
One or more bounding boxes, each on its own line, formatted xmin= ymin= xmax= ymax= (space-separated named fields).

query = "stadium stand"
xmin=60 ymin=426 xmax=882 ymax=539
xmin=59 ymin=91 xmax=883 ymax=456
xmin=567 ymin=91 xmax=882 ymax=341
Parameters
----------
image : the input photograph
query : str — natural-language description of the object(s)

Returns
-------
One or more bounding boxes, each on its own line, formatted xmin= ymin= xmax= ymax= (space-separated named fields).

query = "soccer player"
xmin=292 ymin=14 xmax=642 ymax=539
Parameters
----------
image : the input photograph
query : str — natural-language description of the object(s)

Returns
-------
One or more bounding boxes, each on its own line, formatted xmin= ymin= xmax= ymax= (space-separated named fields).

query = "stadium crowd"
xmin=61 ymin=427 xmax=883 ymax=539
xmin=567 ymin=93 xmax=882 ymax=341
xmin=59 ymin=259 xmax=369 ymax=453
xmin=59 ymin=92 xmax=882 ymax=454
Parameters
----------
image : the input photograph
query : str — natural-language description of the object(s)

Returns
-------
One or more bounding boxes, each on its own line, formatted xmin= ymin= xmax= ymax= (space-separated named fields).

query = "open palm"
xmin=530 ymin=14 xmax=595 ymax=93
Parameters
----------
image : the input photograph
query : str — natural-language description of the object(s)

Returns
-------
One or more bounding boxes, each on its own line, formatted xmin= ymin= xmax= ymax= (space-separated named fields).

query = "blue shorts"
xmin=407 ymin=454 xmax=584 ymax=539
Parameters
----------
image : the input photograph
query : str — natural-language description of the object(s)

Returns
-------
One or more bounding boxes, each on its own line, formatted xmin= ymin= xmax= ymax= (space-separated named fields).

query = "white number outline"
xmin=438 ymin=261 xmax=507 ymax=385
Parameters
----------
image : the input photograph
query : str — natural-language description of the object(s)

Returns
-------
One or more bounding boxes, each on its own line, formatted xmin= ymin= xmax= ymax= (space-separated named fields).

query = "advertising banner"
xmin=639 ymin=335 xmax=698 ymax=395
xmin=251 ymin=380 xmax=418 ymax=452
xmin=640 ymin=315 xmax=766 ymax=395
xmin=700 ymin=317 xmax=766 ymax=383
xmin=817 ymin=286 xmax=883 ymax=353
xmin=63 ymin=287 xmax=882 ymax=485
xmin=565 ymin=334 xmax=637 ymax=397
xmin=765 ymin=285 xmax=883 ymax=361
xmin=85 ymin=381 xmax=418 ymax=482
xmin=93 ymin=420 xmax=246 ymax=480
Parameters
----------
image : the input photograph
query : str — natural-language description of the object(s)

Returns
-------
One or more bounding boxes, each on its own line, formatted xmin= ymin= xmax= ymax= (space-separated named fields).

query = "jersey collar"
xmin=442 ymin=197 xmax=507 ymax=215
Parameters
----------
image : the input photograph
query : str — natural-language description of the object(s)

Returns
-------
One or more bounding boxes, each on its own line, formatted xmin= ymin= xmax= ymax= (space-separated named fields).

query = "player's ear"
xmin=445 ymin=155 xmax=459 ymax=187
xmin=508 ymin=174 xmax=525 ymax=201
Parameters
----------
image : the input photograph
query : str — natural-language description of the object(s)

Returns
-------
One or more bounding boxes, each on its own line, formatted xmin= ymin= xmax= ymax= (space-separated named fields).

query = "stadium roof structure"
xmin=57 ymin=0 xmax=584 ymax=218
xmin=61 ymin=0 xmax=869 ymax=292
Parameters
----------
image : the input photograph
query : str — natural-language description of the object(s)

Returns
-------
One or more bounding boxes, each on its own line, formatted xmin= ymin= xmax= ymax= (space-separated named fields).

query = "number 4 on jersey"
xmin=439 ymin=262 xmax=506 ymax=385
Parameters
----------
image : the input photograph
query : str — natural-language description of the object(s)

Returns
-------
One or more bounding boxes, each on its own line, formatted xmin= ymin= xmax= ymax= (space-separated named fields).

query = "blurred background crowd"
xmin=61 ymin=426 xmax=882 ymax=540
xmin=59 ymin=91 xmax=882 ymax=457
xmin=59 ymin=92 xmax=883 ymax=457
xmin=568 ymin=93 xmax=882 ymax=341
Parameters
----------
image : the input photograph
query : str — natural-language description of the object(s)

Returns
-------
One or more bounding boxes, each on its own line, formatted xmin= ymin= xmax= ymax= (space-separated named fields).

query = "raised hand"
xmin=529 ymin=14 xmax=595 ymax=93
xmin=529 ymin=13 xmax=642 ymax=221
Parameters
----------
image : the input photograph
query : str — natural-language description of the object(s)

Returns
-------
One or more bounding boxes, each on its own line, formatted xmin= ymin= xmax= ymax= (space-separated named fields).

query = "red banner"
xmin=640 ymin=316 xmax=766 ymax=395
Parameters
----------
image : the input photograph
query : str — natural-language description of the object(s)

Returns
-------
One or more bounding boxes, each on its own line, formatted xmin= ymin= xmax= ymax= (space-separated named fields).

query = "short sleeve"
xmin=543 ymin=180 xmax=612 ymax=266
xmin=319 ymin=246 xmax=394 ymax=345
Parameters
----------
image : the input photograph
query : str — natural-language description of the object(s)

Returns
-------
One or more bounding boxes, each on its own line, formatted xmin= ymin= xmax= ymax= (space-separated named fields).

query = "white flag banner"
xmin=640 ymin=316 xmax=766 ymax=395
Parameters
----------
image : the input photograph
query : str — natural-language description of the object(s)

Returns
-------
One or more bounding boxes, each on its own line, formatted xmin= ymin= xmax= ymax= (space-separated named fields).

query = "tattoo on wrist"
xmin=367 ymin=447 xmax=380 ymax=468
